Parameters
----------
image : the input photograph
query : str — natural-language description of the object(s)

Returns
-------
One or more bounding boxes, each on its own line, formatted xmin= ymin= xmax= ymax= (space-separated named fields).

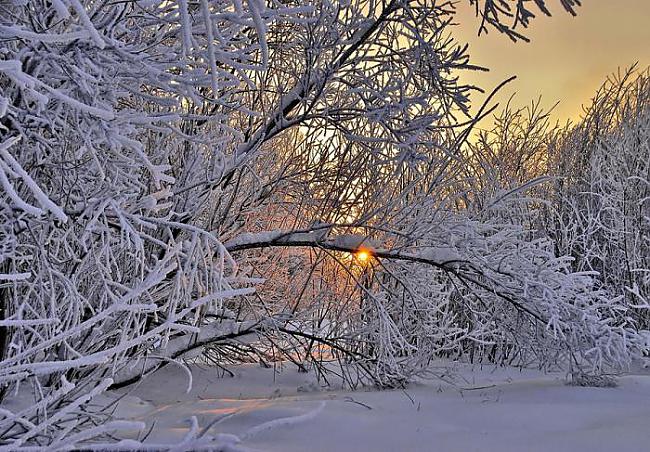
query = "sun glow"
xmin=355 ymin=249 xmax=371 ymax=263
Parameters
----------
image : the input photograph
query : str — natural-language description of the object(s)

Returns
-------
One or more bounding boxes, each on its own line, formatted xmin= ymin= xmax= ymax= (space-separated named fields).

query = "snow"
xmin=107 ymin=363 xmax=650 ymax=452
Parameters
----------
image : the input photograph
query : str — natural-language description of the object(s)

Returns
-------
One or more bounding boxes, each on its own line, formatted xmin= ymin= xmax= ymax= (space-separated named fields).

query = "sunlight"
xmin=355 ymin=248 xmax=371 ymax=263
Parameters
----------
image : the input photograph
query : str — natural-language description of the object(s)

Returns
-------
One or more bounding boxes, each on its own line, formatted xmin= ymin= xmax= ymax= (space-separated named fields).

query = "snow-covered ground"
xmin=109 ymin=362 xmax=650 ymax=451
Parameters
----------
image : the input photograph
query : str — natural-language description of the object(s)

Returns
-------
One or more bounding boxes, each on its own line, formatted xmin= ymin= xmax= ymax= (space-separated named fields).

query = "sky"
xmin=452 ymin=0 xmax=650 ymax=128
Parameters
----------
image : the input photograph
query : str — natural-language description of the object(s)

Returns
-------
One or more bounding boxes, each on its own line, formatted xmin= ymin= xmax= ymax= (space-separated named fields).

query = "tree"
xmin=0 ymin=0 xmax=301 ymax=446
xmin=544 ymin=68 xmax=650 ymax=328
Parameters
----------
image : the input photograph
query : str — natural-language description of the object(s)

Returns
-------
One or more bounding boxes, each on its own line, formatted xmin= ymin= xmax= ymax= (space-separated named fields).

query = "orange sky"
xmin=453 ymin=0 xmax=650 ymax=128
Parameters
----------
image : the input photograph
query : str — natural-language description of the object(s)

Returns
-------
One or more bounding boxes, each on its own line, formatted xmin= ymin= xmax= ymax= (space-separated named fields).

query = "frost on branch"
xmin=223 ymin=210 xmax=643 ymax=388
xmin=0 ymin=0 xmax=298 ymax=448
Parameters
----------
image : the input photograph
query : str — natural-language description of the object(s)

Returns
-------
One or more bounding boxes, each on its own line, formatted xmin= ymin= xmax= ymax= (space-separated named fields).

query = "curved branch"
xmin=224 ymin=230 xmax=544 ymax=322
xmin=110 ymin=319 xmax=261 ymax=389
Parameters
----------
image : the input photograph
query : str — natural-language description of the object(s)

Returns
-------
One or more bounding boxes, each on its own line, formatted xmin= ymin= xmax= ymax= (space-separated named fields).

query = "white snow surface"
xmin=106 ymin=362 xmax=650 ymax=451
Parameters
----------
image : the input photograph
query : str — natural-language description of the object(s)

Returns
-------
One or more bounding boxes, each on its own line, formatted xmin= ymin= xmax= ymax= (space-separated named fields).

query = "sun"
xmin=355 ymin=249 xmax=371 ymax=263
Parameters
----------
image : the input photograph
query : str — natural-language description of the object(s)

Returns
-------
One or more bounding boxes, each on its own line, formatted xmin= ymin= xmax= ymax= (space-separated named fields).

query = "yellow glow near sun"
xmin=355 ymin=249 xmax=371 ymax=263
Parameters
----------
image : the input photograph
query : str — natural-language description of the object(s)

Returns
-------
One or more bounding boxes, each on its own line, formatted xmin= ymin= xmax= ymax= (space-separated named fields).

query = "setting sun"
xmin=355 ymin=249 xmax=371 ymax=262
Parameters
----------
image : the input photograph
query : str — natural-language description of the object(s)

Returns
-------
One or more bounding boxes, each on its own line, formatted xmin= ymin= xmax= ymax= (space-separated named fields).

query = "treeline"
xmin=469 ymin=68 xmax=650 ymax=329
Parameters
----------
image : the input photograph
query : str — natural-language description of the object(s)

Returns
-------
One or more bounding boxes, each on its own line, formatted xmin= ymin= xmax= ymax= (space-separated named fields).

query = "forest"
xmin=0 ymin=0 xmax=648 ymax=449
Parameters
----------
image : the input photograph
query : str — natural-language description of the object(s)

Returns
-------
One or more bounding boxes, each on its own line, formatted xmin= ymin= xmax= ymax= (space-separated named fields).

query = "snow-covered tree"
xmin=544 ymin=68 xmax=650 ymax=328
xmin=204 ymin=1 xmax=646 ymax=387
xmin=0 ymin=0 xmax=307 ymax=447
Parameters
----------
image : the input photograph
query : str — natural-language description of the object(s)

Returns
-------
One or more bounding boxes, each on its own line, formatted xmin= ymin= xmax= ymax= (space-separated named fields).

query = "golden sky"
xmin=453 ymin=0 xmax=650 ymax=128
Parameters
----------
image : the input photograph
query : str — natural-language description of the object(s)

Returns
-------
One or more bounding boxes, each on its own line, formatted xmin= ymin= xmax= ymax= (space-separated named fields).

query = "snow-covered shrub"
xmin=544 ymin=68 xmax=650 ymax=328
xmin=0 ymin=0 xmax=306 ymax=447
xmin=447 ymin=68 xmax=650 ymax=379
xmin=331 ymin=209 xmax=644 ymax=387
